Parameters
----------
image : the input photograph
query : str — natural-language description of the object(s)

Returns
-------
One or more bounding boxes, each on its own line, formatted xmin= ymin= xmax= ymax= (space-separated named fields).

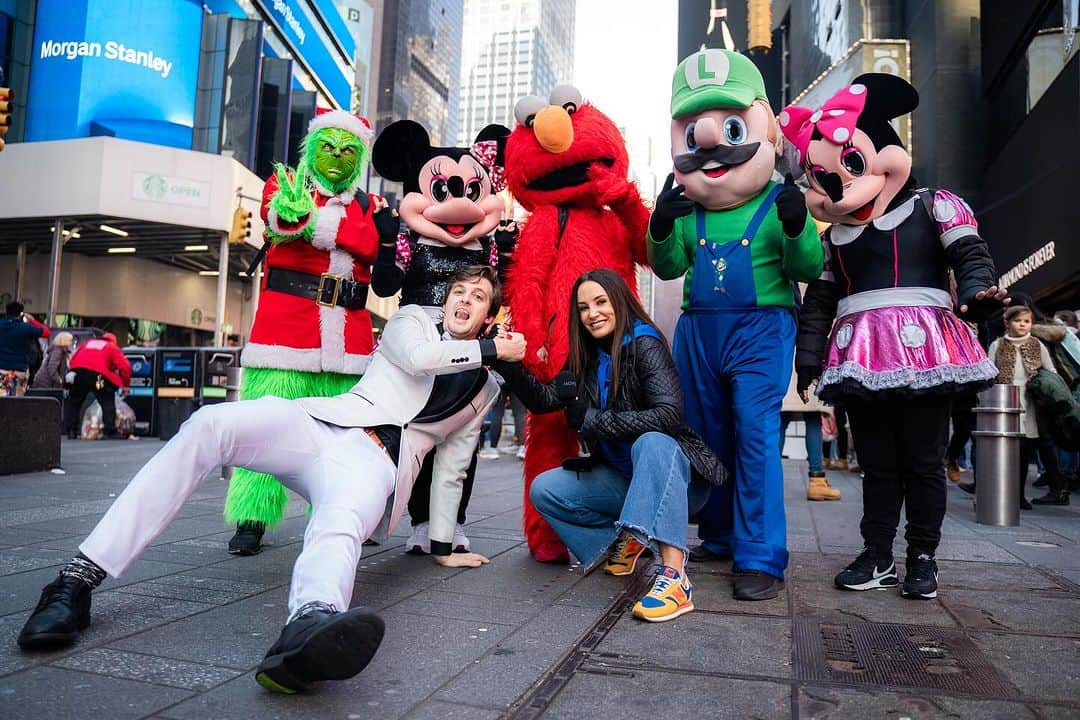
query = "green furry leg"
xmin=223 ymin=367 xmax=360 ymax=527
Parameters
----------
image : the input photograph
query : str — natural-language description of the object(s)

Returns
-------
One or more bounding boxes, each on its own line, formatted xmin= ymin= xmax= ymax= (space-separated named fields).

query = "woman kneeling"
xmin=503 ymin=269 xmax=726 ymax=622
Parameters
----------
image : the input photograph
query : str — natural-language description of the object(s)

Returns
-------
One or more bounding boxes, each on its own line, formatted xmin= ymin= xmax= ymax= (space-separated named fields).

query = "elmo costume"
xmin=504 ymin=85 xmax=650 ymax=562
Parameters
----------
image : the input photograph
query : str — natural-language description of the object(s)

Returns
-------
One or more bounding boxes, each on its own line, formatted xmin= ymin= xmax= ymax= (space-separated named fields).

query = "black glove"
xmin=554 ymin=371 xmax=578 ymax=402
xmin=956 ymin=287 xmax=1005 ymax=323
xmin=373 ymin=207 xmax=400 ymax=241
xmin=796 ymin=367 xmax=818 ymax=397
xmin=649 ymin=173 xmax=694 ymax=241
xmin=775 ymin=173 xmax=808 ymax=238
xmin=494 ymin=219 xmax=518 ymax=255
xmin=564 ymin=398 xmax=590 ymax=430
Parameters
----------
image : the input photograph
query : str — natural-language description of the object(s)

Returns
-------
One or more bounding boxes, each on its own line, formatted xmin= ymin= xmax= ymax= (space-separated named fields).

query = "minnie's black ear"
xmin=852 ymin=73 xmax=919 ymax=120
xmin=851 ymin=74 xmax=918 ymax=150
xmin=474 ymin=124 xmax=511 ymax=165
xmin=372 ymin=120 xmax=432 ymax=181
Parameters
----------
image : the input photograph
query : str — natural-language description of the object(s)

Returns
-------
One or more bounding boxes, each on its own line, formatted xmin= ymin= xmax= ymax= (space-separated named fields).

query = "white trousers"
xmin=80 ymin=397 xmax=396 ymax=618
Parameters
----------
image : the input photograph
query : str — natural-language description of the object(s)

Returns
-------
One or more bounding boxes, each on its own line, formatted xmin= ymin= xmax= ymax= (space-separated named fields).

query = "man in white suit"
xmin=17 ymin=266 xmax=526 ymax=694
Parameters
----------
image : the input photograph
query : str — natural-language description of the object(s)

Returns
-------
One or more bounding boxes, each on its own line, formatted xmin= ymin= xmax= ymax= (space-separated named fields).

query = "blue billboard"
xmin=25 ymin=0 xmax=203 ymax=149
xmin=252 ymin=0 xmax=352 ymax=109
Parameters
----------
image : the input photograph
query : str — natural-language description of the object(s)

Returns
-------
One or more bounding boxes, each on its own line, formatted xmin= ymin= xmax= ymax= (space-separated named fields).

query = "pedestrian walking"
xmin=31 ymin=331 xmax=75 ymax=390
xmin=781 ymin=367 xmax=841 ymax=501
xmin=0 ymin=302 xmax=51 ymax=397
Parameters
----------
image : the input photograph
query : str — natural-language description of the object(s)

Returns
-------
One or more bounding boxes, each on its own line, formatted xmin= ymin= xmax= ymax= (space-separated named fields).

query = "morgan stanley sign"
xmin=25 ymin=0 xmax=203 ymax=149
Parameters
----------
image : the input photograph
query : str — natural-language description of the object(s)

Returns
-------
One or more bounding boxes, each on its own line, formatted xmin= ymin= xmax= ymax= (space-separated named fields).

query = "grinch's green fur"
xmin=223 ymin=367 xmax=359 ymax=526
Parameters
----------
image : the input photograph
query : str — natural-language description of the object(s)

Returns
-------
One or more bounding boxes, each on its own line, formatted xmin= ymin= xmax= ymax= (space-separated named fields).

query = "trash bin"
xmin=123 ymin=348 xmax=158 ymax=436
xmin=157 ymin=397 xmax=195 ymax=441
xmin=972 ymin=384 xmax=1024 ymax=527
xmin=197 ymin=348 xmax=241 ymax=407
xmin=155 ymin=349 xmax=197 ymax=439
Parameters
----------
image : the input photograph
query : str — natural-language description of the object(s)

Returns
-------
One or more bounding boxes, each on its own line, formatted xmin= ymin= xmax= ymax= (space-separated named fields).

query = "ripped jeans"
xmin=530 ymin=432 xmax=709 ymax=569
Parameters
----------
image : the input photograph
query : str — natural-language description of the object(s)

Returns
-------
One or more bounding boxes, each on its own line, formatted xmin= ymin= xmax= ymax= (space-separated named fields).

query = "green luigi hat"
xmin=670 ymin=48 xmax=768 ymax=118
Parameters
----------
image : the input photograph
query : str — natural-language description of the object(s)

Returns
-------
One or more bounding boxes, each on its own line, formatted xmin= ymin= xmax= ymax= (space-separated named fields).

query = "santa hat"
xmin=308 ymin=108 xmax=375 ymax=147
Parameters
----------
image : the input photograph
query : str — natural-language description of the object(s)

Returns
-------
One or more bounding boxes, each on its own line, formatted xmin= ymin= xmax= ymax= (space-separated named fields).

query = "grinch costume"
xmin=225 ymin=109 xmax=397 ymax=551
xmin=648 ymin=50 xmax=822 ymax=600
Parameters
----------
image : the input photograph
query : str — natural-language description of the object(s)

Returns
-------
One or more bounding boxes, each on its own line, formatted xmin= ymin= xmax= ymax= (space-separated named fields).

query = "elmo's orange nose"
xmin=532 ymin=105 xmax=573 ymax=153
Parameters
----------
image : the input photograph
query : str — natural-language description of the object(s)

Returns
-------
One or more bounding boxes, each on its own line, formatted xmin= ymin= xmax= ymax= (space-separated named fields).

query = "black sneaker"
xmin=17 ymin=574 xmax=93 ymax=650
xmin=228 ymin=521 xmax=266 ymax=556
xmin=255 ymin=601 xmax=385 ymax=694
xmin=834 ymin=547 xmax=898 ymax=591
xmin=902 ymin=553 xmax=938 ymax=599
xmin=1031 ymin=490 xmax=1070 ymax=506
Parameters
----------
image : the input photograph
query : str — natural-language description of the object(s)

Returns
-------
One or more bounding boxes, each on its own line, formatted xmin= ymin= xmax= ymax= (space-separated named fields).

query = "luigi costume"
xmin=648 ymin=50 xmax=823 ymax=599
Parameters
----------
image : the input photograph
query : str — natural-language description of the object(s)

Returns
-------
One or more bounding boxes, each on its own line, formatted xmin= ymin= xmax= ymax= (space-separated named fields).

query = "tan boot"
xmin=833 ymin=458 xmax=849 ymax=471
xmin=946 ymin=460 xmax=962 ymax=483
xmin=807 ymin=472 xmax=842 ymax=501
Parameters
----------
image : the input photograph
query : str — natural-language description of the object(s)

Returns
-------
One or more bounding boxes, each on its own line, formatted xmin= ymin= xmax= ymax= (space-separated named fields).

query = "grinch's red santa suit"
xmin=241 ymin=110 xmax=381 ymax=375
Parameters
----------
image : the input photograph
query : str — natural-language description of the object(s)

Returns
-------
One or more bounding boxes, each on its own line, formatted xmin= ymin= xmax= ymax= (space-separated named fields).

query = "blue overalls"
xmin=673 ymin=186 xmax=794 ymax=579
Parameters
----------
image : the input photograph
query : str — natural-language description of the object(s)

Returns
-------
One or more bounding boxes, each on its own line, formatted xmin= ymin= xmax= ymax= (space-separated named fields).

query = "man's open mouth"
xmin=527 ymin=158 xmax=615 ymax=191
xmin=438 ymin=222 xmax=476 ymax=237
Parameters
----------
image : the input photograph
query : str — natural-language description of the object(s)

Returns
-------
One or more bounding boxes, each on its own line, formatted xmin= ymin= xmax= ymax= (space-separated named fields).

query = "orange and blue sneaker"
xmin=602 ymin=535 xmax=647 ymax=576
xmin=632 ymin=565 xmax=694 ymax=623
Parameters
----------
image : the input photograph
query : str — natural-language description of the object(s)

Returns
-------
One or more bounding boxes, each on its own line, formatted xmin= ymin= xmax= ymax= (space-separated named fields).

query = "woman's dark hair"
xmin=445 ymin=265 xmax=502 ymax=317
xmin=567 ymin=268 xmax=665 ymax=398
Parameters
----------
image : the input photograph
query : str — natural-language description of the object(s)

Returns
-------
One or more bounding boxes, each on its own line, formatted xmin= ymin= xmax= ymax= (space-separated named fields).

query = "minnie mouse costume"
xmin=782 ymin=74 xmax=1001 ymax=599
xmin=370 ymin=120 xmax=515 ymax=554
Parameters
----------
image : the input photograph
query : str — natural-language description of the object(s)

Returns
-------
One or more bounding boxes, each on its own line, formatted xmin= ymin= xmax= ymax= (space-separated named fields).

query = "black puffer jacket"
xmin=498 ymin=334 xmax=727 ymax=486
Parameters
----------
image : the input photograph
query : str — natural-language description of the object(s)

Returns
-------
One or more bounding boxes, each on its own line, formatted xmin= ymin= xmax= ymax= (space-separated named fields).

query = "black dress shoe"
xmin=957 ymin=482 xmax=975 ymax=495
xmin=733 ymin=570 xmax=784 ymax=601
xmin=255 ymin=602 xmax=385 ymax=694
xmin=1031 ymin=490 xmax=1070 ymax=506
xmin=228 ymin=521 xmax=266 ymax=556
xmin=687 ymin=543 xmax=731 ymax=563
xmin=17 ymin=574 xmax=92 ymax=650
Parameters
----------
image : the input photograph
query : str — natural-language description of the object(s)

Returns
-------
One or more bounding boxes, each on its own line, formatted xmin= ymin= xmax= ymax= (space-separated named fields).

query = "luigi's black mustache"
xmin=673 ymin=143 xmax=761 ymax=173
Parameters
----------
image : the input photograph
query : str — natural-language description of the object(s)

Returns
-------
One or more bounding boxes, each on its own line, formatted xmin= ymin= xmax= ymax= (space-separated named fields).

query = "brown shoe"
xmin=807 ymin=472 xmax=841 ymax=501
xmin=833 ymin=458 xmax=849 ymax=471
xmin=946 ymin=460 xmax=962 ymax=483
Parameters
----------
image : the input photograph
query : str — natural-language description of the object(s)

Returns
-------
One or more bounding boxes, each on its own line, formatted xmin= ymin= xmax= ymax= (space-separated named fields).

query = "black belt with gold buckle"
xmin=266 ymin=268 xmax=369 ymax=310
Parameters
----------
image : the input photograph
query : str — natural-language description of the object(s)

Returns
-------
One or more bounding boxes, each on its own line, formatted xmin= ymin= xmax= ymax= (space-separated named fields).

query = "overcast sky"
xmin=572 ymin=1 xmax=679 ymax=200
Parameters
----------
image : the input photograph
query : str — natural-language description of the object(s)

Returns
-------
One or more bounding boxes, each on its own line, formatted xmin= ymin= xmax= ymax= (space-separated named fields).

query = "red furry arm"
xmin=505 ymin=206 xmax=561 ymax=363
xmin=615 ymin=191 xmax=651 ymax=268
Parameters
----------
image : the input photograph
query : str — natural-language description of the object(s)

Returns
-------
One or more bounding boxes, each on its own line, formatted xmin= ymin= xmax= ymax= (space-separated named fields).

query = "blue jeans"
xmin=780 ymin=412 xmax=823 ymax=473
xmin=530 ymin=432 xmax=710 ymax=569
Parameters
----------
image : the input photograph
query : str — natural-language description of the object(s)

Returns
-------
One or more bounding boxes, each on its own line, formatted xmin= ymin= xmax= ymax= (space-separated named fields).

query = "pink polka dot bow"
xmin=470 ymin=140 xmax=507 ymax=193
xmin=778 ymin=83 xmax=868 ymax=164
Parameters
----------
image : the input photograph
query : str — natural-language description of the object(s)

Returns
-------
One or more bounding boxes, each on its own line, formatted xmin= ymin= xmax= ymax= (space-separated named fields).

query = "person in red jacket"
xmin=64 ymin=332 xmax=132 ymax=439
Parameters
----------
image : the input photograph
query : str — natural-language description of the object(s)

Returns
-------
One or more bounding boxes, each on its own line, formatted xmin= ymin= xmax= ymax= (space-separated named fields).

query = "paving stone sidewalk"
xmin=0 ymin=439 xmax=1078 ymax=719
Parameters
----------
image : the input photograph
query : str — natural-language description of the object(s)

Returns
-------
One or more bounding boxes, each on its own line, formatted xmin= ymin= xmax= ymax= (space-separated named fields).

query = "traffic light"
xmin=229 ymin=206 xmax=253 ymax=244
xmin=0 ymin=87 xmax=12 ymax=152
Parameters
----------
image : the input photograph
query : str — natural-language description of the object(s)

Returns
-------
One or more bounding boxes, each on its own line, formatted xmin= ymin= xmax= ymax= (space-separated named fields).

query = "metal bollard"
xmin=221 ymin=366 xmax=243 ymax=481
xmin=971 ymin=384 xmax=1023 ymax=526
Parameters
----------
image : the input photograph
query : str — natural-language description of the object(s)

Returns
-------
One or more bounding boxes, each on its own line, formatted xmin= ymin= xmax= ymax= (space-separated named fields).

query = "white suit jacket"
xmin=298 ymin=305 xmax=501 ymax=546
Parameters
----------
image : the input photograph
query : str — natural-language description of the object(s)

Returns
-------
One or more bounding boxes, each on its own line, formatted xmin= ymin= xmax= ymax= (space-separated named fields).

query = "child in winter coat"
xmin=987 ymin=306 xmax=1066 ymax=507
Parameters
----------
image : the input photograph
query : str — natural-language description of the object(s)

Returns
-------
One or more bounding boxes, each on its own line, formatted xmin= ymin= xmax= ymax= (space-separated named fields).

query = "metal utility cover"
xmin=794 ymin=619 xmax=1020 ymax=697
